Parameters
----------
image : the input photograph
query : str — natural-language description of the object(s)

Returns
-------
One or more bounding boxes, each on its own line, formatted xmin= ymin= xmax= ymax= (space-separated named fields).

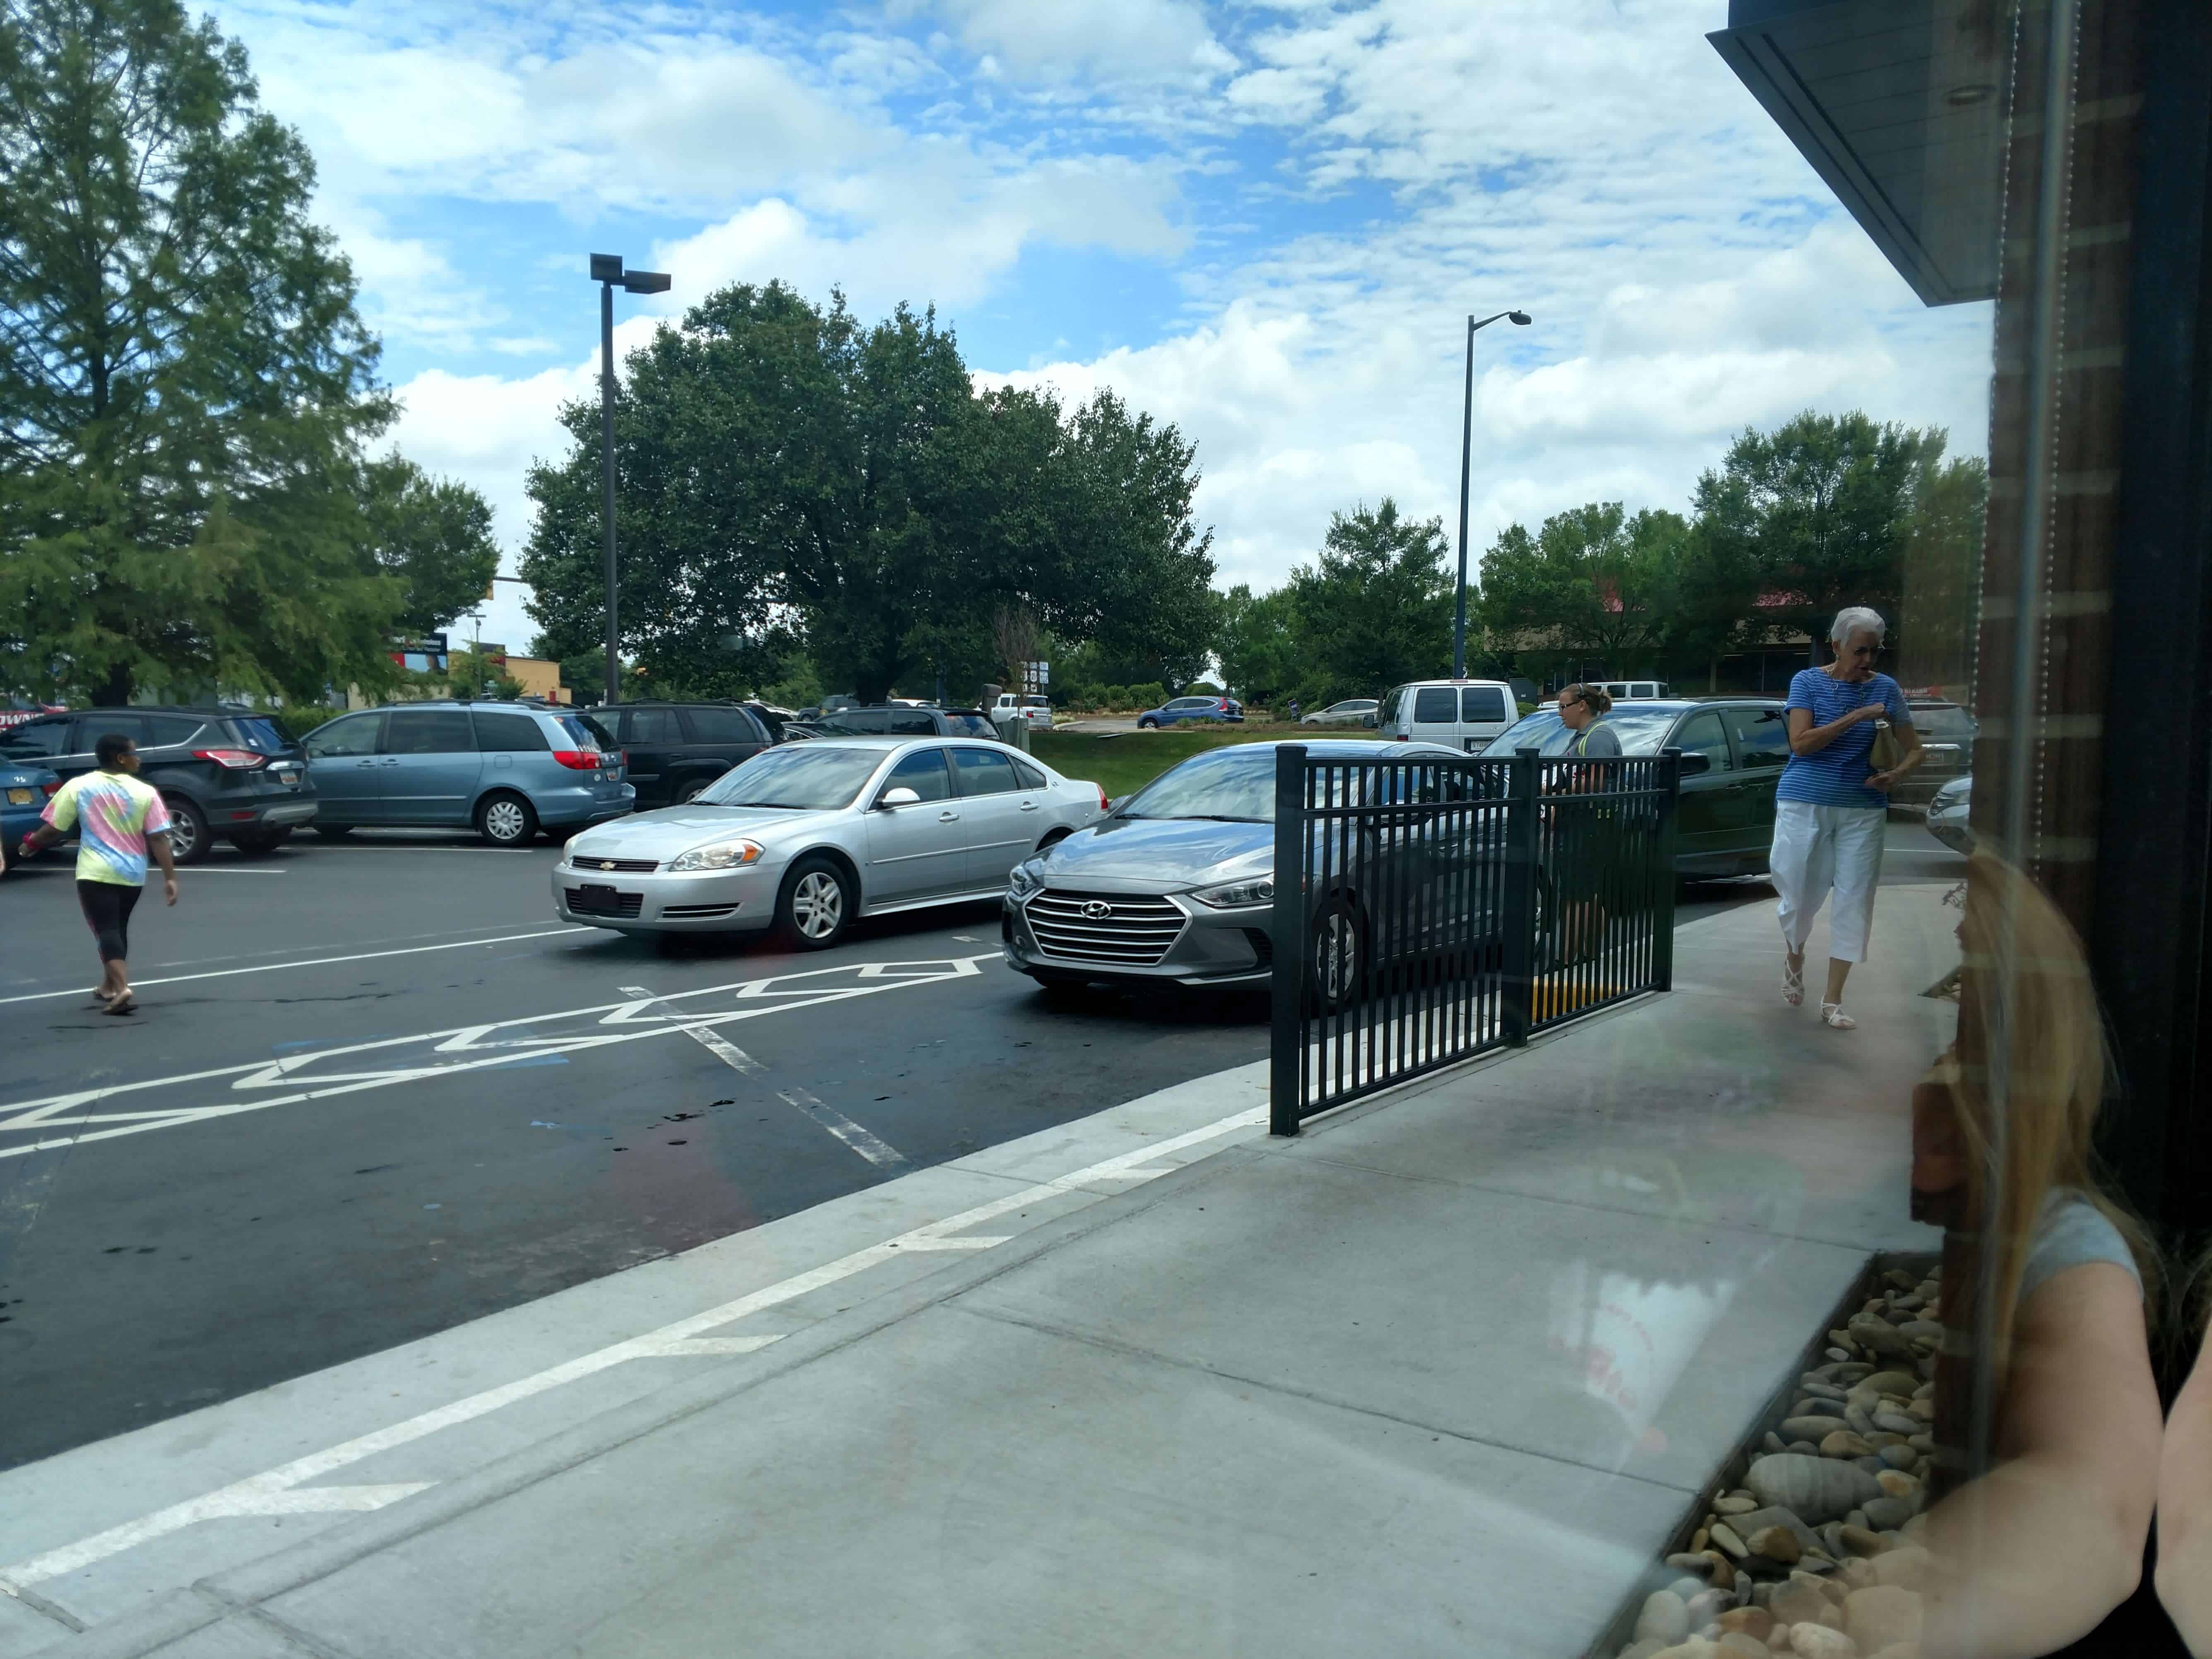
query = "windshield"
xmin=1910 ymin=703 xmax=1978 ymax=741
xmin=1118 ymin=744 xmax=1276 ymax=822
xmin=943 ymin=712 xmax=993 ymax=737
xmin=696 ymin=744 xmax=883 ymax=810
xmin=559 ymin=713 xmax=616 ymax=750
xmin=1479 ymin=707 xmax=1683 ymax=757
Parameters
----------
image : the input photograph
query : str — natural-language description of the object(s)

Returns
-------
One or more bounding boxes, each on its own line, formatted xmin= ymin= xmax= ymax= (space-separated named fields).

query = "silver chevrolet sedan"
xmin=553 ymin=737 xmax=1107 ymax=947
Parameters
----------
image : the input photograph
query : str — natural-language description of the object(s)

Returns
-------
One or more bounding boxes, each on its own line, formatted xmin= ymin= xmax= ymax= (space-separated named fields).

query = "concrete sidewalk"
xmin=2 ymin=883 xmax=1958 ymax=1658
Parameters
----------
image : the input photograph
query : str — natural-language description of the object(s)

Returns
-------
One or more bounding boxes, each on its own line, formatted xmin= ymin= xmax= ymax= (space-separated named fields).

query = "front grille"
xmin=662 ymin=902 xmax=739 ymax=919
xmin=1025 ymin=890 xmax=1186 ymax=966
xmin=564 ymin=887 xmax=642 ymax=918
xmin=573 ymin=856 xmax=659 ymax=873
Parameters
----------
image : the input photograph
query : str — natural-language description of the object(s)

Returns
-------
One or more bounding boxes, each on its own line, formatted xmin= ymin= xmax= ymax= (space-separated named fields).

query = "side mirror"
xmin=1677 ymin=752 xmax=1711 ymax=776
xmin=878 ymin=786 xmax=921 ymax=809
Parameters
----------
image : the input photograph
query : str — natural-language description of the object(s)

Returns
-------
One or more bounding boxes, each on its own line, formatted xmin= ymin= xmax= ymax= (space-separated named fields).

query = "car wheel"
xmin=315 ymin=823 xmax=355 ymax=839
xmin=476 ymin=791 xmax=539 ymax=848
xmin=161 ymin=795 xmax=212 ymax=865
xmin=229 ymin=826 xmax=292 ymax=855
xmin=1137 ymin=717 xmax=1159 ymax=730
xmin=775 ymin=855 xmax=852 ymax=950
xmin=1308 ymin=899 xmax=1364 ymax=1015
xmin=1037 ymin=828 xmax=1071 ymax=854
xmin=678 ymin=779 xmax=710 ymax=803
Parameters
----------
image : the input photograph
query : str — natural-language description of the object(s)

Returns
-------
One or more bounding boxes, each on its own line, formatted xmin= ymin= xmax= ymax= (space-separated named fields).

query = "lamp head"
xmin=589 ymin=252 xmax=624 ymax=284
xmin=623 ymin=269 xmax=672 ymax=295
xmin=1508 ymin=311 xmax=1532 ymax=325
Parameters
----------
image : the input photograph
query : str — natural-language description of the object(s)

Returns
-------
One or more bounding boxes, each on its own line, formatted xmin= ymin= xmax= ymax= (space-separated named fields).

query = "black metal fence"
xmin=1268 ymin=744 xmax=1680 ymax=1134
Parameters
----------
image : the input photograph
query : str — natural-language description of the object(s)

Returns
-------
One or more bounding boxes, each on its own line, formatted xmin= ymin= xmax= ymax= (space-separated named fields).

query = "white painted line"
xmin=777 ymin=1086 xmax=908 ymax=1169
xmin=165 ymin=868 xmax=288 ymax=875
xmin=0 ymin=1100 xmax=1263 ymax=1589
xmin=0 ymin=928 xmax=593 ymax=1007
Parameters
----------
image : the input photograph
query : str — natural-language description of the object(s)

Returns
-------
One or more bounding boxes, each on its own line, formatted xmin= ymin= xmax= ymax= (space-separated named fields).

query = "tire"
xmin=677 ymin=779 xmax=710 ymax=804
xmin=229 ymin=826 xmax=293 ymax=855
xmin=315 ymin=823 xmax=355 ymax=839
xmin=1036 ymin=828 xmax=1071 ymax=854
xmin=161 ymin=795 xmax=212 ymax=865
xmin=1137 ymin=717 xmax=1159 ymax=731
xmin=476 ymin=791 xmax=539 ymax=848
xmin=1308 ymin=900 xmax=1364 ymax=1015
xmin=774 ymin=855 xmax=852 ymax=950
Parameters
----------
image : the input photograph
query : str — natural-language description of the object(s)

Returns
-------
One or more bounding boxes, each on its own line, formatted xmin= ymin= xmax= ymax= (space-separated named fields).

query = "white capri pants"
xmin=1770 ymin=800 xmax=1885 ymax=963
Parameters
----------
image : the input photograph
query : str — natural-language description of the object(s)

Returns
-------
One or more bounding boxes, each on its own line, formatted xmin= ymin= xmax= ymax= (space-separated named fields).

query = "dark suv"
xmin=792 ymin=705 xmax=999 ymax=741
xmin=592 ymin=702 xmax=777 ymax=809
xmin=0 ymin=707 xmax=316 ymax=863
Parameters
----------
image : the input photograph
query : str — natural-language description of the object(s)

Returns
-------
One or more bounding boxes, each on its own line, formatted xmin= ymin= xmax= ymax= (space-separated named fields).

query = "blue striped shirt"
xmin=1778 ymin=669 xmax=1910 ymax=808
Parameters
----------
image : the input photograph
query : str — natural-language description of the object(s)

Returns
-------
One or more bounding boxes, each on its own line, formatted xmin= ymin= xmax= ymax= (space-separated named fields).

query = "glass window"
xmin=384 ymin=710 xmax=476 ymax=755
xmin=950 ymin=746 xmax=1019 ymax=796
xmin=1907 ymin=702 xmax=1977 ymax=741
xmin=681 ymin=707 xmax=762 ymax=744
xmin=230 ymin=717 xmax=289 ymax=754
xmin=1721 ymin=705 xmax=1790 ymax=769
xmin=139 ymin=714 xmax=204 ymax=748
xmin=559 ymin=714 xmax=616 ymax=750
xmin=886 ymin=709 xmax=937 ymax=734
xmin=303 ymin=713 xmax=381 ymax=757
xmin=1011 ymin=756 xmax=1048 ymax=789
xmin=1461 ymin=687 xmax=1507 ymax=723
xmin=1413 ymin=688 xmax=1458 ymax=724
xmin=623 ymin=708 xmax=683 ymax=745
xmin=819 ymin=709 xmax=890 ymax=735
xmin=80 ymin=713 xmax=147 ymax=749
xmin=1120 ymin=745 xmax=1274 ymax=822
xmin=0 ymin=718 xmax=72 ymax=756
xmin=878 ymin=746 xmax=952 ymax=803
xmin=700 ymin=745 xmax=882 ymax=810
xmin=473 ymin=711 xmax=548 ymax=753
xmin=1480 ymin=707 xmax=1683 ymax=758
xmin=943 ymin=712 xmax=995 ymax=738
xmin=1673 ymin=710 xmax=1734 ymax=772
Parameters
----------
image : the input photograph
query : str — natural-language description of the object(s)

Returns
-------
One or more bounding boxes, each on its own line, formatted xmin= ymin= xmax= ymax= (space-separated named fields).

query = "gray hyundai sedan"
xmin=554 ymin=738 xmax=1106 ymax=947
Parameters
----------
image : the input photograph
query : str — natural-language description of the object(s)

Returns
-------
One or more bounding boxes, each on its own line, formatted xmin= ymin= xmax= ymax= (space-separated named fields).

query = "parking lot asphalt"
xmin=0 ymin=822 xmax=1962 ymax=1470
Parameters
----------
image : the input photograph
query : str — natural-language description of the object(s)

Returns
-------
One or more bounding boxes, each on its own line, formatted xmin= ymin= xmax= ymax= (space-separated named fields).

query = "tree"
xmin=359 ymin=457 xmax=500 ymax=637
xmin=1285 ymin=500 xmax=1453 ymax=700
xmin=1215 ymin=583 xmax=1301 ymax=706
xmin=1897 ymin=454 xmax=1988 ymax=697
xmin=0 ymin=0 xmax=401 ymax=705
xmin=520 ymin=283 xmax=1216 ymax=705
xmin=1694 ymin=411 xmax=1944 ymax=663
xmin=1477 ymin=502 xmax=1688 ymax=677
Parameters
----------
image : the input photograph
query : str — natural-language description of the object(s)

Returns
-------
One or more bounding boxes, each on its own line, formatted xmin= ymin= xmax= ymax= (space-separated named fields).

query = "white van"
xmin=991 ymin=692 xmax=1053 ymax=729
xmin=1598 ymin=680 xmax=1670 ymax=702
xmin=1378 ymin=679 xmax=1517 ymax=752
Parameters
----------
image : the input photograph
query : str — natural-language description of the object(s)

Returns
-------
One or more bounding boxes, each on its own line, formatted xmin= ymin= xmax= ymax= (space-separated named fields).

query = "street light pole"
xmin=589 ymin=254 xmax=672 ymax=709
xmin=1452 ymin=308 xmax=1533 ymax=679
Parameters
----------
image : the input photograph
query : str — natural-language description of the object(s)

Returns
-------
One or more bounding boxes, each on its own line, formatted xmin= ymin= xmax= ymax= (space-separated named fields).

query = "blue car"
xmin=301 ymin=701 xmax=634 ymax=846
xmin=1 ymin=755 xmax=61 ymax=873
xmin=1136 ymin=694 xmax=1244 ymax=730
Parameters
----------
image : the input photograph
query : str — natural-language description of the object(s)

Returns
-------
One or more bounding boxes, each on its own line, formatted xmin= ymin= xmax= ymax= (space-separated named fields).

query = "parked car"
xmin=990 ymin=692 xmax=1055 ymax=730
xmin=1894 ymin=699 xmax=1976 ymax=807
xmin=1 ymin=757 xmax=60 ymax=874
xmin=1597 ymin=680 xmax=1671 ymax=702
xmin=0 ymin=706 xmax=317 ymax=863
xmin=744 ymin=701 xmax=798 ymax=743
xmin=596 ymin=701 xmax=774 ymax=810
xmin=1300 ymin=698 xmax=1380 ymax=727
xmin=790 ymin=705 xmax=1000 ymax=741
xmin=553 ymin=737 xmax=1108 ymax=945
xmin=1000 ymin=738 xmax=1493 ymax=1004
xmin=1480 ymin=697 xmax=1790 ymax=877
xmin=301 ymin=702 xmax=632 ymax=846
xmin=1927 ymin=774 xmax=1973 ymax=853
xmin=1378 ymin=679 xmax=1516 ymax=752
xmin=1136 ymin=695 xmax=1243 ymax=729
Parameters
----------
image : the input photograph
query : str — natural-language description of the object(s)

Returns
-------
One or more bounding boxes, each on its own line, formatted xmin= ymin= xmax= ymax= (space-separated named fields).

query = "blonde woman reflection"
xmin=2157 ymin=1256 xmax=2212 ymax=1654
xmin=1908 ymin=851 xmax=2163 ymax=1657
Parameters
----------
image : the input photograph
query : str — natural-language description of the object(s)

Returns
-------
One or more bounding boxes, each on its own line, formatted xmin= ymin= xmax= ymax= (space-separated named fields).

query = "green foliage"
xmin=0 ymin=0 xmax=405 ymax=707
xmin=1216 ymin=583 xmax=1303 ymax=706
xmin=361 ymin=457 xmax=500 ymax=635
xmin=1126 ymin=681 xmax=1168 ymax=710
xmin=1476 ymin=502 xmax=1690 ymax=677
xmin=447 ymin=649 xmax=523 ymax=701
xmin=1898 ymin=454 xmax=1988 ymax=694
xmin=521 ymin=283 xmax=1216 ymax=706
xmin=1284 ymin=500 xmax=1453 ymax=702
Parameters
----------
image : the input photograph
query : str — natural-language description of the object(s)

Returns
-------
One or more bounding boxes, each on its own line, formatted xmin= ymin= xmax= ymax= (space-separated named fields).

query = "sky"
xmin=206 ymin=0 xmax=1996 ymax=659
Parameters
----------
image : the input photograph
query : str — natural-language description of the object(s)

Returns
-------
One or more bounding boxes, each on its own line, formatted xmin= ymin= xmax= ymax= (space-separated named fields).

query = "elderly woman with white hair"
xmin=1771 ymin=605 xmax=1923 ymax=1027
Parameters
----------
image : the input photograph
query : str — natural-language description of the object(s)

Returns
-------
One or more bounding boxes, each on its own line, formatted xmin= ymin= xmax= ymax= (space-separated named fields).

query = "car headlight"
xmin=668 ymin=838 xmax=765 ymax=872
xmin=1007 ymin=858 xmax=1046 ymax=899
xmin=1190 ymin=876 xmax=1274 ymax=909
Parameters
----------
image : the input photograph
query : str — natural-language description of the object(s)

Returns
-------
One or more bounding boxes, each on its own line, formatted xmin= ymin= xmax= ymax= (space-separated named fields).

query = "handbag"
xmin=1866 ymin=687 xmax=1904 ymax=774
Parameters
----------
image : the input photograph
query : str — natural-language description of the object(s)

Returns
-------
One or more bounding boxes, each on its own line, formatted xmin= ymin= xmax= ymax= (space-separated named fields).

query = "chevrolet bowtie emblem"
xmin=599 ymin=861 xmax=616 ymax=871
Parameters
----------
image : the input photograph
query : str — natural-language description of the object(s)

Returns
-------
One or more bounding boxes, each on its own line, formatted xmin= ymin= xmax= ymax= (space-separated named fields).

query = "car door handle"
xmin=938 ymin=810 xmax=960 ymax=822
xmin=1019 ymin=800 xmax=1039 ymax=811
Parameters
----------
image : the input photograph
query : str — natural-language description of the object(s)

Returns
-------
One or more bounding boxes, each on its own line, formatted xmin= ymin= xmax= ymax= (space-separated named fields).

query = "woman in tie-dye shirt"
xmin=17 ymin=731 xmax=179 ymax=1015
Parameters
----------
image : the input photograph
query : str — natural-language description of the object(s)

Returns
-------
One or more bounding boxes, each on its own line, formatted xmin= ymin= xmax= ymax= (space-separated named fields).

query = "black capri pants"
xmin=77 ymin=880 xmax=143 ymax=963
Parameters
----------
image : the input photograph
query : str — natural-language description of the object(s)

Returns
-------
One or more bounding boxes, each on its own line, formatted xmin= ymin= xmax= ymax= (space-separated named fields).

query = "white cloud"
xmin=927 ymin=0 xmax=1236 ymax=81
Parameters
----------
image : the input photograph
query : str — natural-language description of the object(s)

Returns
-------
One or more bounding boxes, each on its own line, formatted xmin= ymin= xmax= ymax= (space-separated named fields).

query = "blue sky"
xmin=207 ymin=0 xmax=1995 ymax=656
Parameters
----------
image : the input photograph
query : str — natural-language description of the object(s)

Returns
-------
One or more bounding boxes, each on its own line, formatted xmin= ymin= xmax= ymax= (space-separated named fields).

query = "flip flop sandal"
xmin=1820 ymin=1003 xmax=1856 ymax=1030
xmin=101 ymin=996 xmax=137 ymax=1017
xmin=1782 ymin=961 xmax=1804 ymax=1007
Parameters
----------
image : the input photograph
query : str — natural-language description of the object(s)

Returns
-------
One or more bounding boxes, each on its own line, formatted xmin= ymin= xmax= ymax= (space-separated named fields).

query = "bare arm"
xmin=1786 ymin=702 xmax=1883 ymax=755
xmin=150 ymin=825 xmax=178 ymax=904
xmin=2157 ymin=1318 xmax=2212 ymax=1655
xmin=1867 ymin=721 xmax=1924 ymax=793
xmin=1919 ymin=1262 xmax=2162 ymax=1658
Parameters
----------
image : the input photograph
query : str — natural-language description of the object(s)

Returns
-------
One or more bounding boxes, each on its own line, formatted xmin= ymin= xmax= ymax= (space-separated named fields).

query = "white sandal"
xmin=1820 ymin=1003 xmax=1856 ymax=1030
xmin=1782 ymin=959 xmax=1804 ymax=1007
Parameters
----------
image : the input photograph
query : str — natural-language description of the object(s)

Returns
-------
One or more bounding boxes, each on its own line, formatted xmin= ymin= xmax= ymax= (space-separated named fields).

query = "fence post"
xmin=1652 ymin=748 xmax=1681 ymax=993
xmin=1269 ymin=743 xmax=1309 ymax=1135
xmin=1500 ymin=748 xmax=1539 ymax=1046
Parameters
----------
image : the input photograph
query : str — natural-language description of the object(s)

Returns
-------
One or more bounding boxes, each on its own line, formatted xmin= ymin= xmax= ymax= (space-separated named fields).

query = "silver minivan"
xmin=1378 ymin=680 xmax=1517 ymax=752
xmin=303 ymin=701 xmax=634 ymax=845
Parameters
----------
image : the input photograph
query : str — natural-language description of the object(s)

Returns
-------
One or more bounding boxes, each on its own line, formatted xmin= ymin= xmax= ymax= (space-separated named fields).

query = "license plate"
xmin=5 ymin=788 xmax=30 ymax=805
xmin=276 ymin=769 xmax=298 ymax=786
xmin=570 ymin=883 xmax=625 ymax=915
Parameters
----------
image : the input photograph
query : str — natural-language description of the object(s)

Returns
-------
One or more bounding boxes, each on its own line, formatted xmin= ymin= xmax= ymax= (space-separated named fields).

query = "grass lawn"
xmin=1030 ymin=724 xmax=1388 ymax=800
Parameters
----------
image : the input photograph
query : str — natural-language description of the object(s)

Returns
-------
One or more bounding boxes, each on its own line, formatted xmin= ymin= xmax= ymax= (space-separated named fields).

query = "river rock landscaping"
xmin=1601 ymin=1262 xmax=1942 ymax=1659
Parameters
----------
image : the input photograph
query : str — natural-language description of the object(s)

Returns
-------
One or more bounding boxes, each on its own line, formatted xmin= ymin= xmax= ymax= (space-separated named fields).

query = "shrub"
xmin=1127 ymin=681 xmax=1168 ymax=711
xmin=1182 ymin=680 xmax=1222 ymax=697
xmin=1101 ymin=684 xmax=1128 ymax=711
